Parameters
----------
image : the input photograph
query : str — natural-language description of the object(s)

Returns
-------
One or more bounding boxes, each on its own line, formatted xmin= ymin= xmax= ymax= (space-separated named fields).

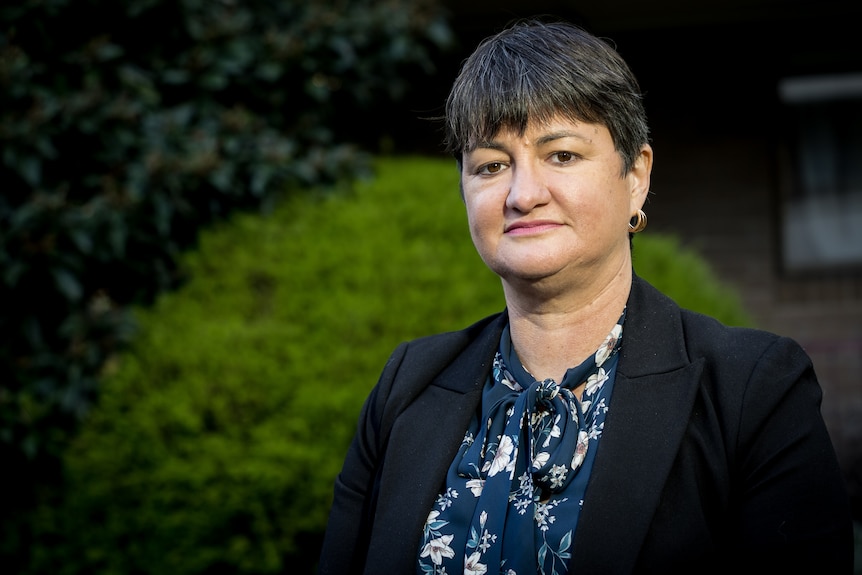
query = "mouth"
xmin=504 ymin=220 xmax=561 ymax=236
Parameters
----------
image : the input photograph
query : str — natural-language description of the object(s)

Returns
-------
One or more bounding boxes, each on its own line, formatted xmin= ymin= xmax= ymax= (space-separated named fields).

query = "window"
xmin=778 ymin=73 xmax=862 ymax=273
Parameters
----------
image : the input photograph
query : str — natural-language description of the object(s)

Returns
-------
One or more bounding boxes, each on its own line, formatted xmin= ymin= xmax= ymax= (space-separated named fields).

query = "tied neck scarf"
xmin=417 ymin=310 xmax=625 ymax=575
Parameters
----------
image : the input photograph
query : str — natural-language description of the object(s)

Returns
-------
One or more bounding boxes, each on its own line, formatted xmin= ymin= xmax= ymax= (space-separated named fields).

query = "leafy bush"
xmin=28 ymin=156 xmax=751 ymax=575
xmin=0 ymin=0 xmax=453 ymax=464
xmin=633 ymin=235 xmax=752 ymax=327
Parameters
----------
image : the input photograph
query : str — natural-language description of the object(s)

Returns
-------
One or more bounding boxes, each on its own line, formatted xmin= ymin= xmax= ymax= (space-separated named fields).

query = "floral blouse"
xmin=416 ymin=310 xmax=625 ymax=575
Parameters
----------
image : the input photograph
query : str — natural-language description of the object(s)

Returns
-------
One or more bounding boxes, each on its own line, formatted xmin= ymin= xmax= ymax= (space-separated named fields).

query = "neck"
xmin=502 ymin=264 xmax=632 ymax=383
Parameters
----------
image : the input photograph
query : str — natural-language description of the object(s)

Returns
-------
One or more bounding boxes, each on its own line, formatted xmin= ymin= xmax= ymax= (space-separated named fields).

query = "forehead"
xmin=471 ymin=117 xmax=611 ymax=149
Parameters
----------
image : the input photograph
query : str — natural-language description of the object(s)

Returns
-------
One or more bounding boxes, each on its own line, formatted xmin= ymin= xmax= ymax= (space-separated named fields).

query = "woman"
xmin=318 ymin=19 xmax=853 ymax=575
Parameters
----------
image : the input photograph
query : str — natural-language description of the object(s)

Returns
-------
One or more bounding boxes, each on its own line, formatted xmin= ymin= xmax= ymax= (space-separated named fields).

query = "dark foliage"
xmin=0 ymin=0 xmax=451 ymax=459
xmin=0 ymin=0 xmax=453 ymax=568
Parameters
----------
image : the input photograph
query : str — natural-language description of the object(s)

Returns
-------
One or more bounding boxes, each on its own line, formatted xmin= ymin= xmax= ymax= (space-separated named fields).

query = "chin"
xmin=494 ymin=264 xmax=562 ymax=284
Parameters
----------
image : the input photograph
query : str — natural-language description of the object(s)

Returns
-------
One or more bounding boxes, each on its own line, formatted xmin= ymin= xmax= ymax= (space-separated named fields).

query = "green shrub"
xmin=633 ymin=234 xmax=752 ymax=327
xmin=31 ymin=156 xmax=751 ymax=575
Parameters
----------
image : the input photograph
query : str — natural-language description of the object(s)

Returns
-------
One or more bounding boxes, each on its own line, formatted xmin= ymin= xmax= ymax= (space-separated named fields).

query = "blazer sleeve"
xmin=729 ymin=334 xmax=853 ymax=573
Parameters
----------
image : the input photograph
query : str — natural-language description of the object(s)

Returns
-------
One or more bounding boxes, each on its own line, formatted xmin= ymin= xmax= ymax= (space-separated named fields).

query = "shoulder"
xmin=628 ymin=275 xmax=814 ymax=393
xmin=677 ymin=306 xmax=812 ymax=378
xmin=630 ymin=277 xmax=826 ymax=468
xmin=379 ymin=312 xmax=505 ymax=386
xmin=369 ymin=311 xmax=505 ymax=411
xmin=672 ymin=304 xmax=820 ymax=433
xmin=400 ymin=312 xmax=503 ymax=355
xmin=631 ymin=274 xmax=806 ymax=367
xmin=679 ymin=306 xmax=782 ymax=354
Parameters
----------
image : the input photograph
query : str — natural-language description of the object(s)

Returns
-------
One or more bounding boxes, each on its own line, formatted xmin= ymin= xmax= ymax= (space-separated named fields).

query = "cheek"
xmin=463 ymin=195 xmax=498 ymax=250
xmin=464 ymin=202 xmax=487 ymax=242
xmin=578 ymin=177 xmax=630 ymax=217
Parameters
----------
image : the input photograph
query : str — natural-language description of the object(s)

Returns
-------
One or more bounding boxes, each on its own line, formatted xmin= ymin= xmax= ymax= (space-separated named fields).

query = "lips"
xmin=504 ymin=220 xmax=561 ymax=235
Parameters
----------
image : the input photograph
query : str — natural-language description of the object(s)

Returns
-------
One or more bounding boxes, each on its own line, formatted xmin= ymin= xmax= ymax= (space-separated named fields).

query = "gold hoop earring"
xmin=629 ymin=209 xmax=647 ymax=233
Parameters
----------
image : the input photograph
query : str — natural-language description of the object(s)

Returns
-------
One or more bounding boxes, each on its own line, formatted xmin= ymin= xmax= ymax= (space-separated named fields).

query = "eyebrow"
xmin=535 ymin=130 xmax=594 ymax=146
xmin=473 ymin=129 xmax=594 ymax=151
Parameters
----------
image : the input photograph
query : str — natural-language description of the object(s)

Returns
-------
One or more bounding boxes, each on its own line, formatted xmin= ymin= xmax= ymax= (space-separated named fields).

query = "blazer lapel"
xmin=570 ymin=275 xmax=704 ymax=573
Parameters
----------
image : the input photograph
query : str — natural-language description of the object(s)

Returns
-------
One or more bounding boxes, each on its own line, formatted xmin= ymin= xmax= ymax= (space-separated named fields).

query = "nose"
xmin=505 ymin=164 xmax=550 ymax=213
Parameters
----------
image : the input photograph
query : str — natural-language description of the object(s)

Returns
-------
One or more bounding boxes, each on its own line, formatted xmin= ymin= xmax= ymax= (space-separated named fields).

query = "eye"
xmin=551 ymin=151 xmax=577 ymax=164
xmin=477 ymin=162 xmax=507 ymax=175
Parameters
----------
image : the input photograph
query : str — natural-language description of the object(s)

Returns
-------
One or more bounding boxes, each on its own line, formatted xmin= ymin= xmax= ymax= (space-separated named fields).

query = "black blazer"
xmin=319 ymin=275 xmax=853 ymax=574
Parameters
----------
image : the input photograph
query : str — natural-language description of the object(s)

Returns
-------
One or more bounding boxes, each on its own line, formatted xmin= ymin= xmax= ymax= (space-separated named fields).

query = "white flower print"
xmin=466 ymin=478 xmax=485 ymax=497
xmin=487 ymin=435 xmax=517 ymax=478
xmin=571 ymin=430 xmax=589 ymax=469
xmin=472 ymin=511 xmax=498 ymax=553
xmin=587 ymin=420 xmax=604 ymax=441
xmin=535 ymin=498 xmax=567 ymax=533
xmin=512 ymin=496 xmax=532 ymax=514
xmin=510 ymin=471 xmax=535 ymax=515
xmin=435 ymin=487 xmax=459 ymax=511
xmin=425 ymin=509 xmax=440 ymax=525
xmin=542 ymin=414 xmax=562 ymax=448
xmin=595 ymin=324 xmax=622 ymax=366
xmin=532 ymin=450 xmax=550 ymax=470
xmin=462 ymin=430 xmax=475 ymax=447
xmin=496 ymin=355 xmax=523 ymax=392
xmin=478 ymin=528 xmax=497 ymax=553
xmin=594 ymin=396 xmax=609 ymax=415
xmin=567 ymin=400 xmax=580 ymax=423
xmin=585 ymin=367 xmax=609 ymax=395
xmin=516 ymin=470 xmax=532 ymax=493
xmin=501 ymin=375 xmax=520 ymax=391
xmin=421 ymin=534 xmax=455 ymax=565
xmin=535 ymin=505 xmax=553 ymax=532
xmin=464 ymin=551 xmax=488 ymax=575
xmin=547 ymin=464 xmax=568 ymax=489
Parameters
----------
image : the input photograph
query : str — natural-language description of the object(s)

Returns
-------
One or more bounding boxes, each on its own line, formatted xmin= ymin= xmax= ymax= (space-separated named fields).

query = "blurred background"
xmin=1 ymin=0 xmax=860 ymax=573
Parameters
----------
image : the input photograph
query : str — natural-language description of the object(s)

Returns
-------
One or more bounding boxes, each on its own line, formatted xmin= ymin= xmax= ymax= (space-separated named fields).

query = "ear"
xmin=628 ymin=143 xmax=653 ymax=213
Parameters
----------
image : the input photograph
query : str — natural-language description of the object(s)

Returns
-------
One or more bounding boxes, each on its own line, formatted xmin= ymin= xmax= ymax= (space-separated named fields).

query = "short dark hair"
xmin=444 ymin=19 xmax=649 ymax=175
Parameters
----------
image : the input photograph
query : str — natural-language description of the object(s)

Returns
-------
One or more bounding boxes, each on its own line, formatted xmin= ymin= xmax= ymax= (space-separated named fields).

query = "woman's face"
xmin=460 ymin=115 xmax=652 ymax=291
